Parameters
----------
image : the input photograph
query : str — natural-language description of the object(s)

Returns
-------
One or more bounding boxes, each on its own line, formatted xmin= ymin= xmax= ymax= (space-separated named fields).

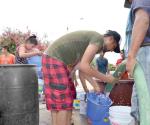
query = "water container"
xmin=73 ymin=99 xmax=80 ymax=109
xmin=27 ymin=56 xmax=42 ymax=67
xmin=92 ymin=119 xmax=110 ymax=125
xmin=80 ymin=100 xmax=87 ymax=115
xmin=109 ymin=106 xmax=135 ymax=125
xmin=0 ymin=65 xmax=39 ymax=125
xmin=87 ymin=92 xmax=112 ymax=125
xmin=27 ymin=56 xmax=42 ymax=79
xmin=109 ymin=80 xmax=134 ymax=106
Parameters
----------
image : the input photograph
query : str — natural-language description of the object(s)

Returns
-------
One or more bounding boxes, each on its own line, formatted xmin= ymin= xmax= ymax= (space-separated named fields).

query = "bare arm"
xmin=12 ymin=55 xmax=15 ymax=64
xmin=18 ymin=45 xmax=40 ymax=58
xmin=79 ymin=44 xmax=112 ymax=82
xmin=95 ymin=59 xmax=99 ymax=70
xmin=128 ymin=9 xmax=149 ymax=58
xmin=106 ymin=59 xmax=109 ymax=74
xmin=127 ymin=9 xmax=149 ymax=75
xmin=79 ymin=71 xmax=89 ymax=93
xmin=81 ymin=72 xmax=101 ymax=92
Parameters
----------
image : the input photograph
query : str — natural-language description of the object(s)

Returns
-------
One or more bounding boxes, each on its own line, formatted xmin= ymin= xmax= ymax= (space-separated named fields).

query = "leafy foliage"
xmin=108 ymin=63 xmax=116 ymax=71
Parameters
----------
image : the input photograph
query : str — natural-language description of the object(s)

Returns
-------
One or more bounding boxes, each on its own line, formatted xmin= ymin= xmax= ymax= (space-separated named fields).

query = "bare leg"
xmin=51 ymin=111 xmax=57 ymax=125
xmin=56 ymin=110 xmax=72 ymax=125
xmin=67 ymin=110 xmax=72 ymax=125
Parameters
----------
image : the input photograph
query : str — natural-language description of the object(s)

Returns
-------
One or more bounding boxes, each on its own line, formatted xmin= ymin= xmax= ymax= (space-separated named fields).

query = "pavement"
xmin=39 ymin=103 xmax=88 ymax=125
xmin=39 ymin=103 xmax=51 ymax=125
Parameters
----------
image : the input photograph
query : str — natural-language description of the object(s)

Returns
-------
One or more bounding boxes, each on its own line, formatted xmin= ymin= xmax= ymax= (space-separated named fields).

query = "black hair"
xmin=104 ymin=30 xmax=121 ymax=53
xmin=104 ymin=30 xmax=121 ymax=43
xmin=2 ymin=46 xmax=9 ymax=51
xmin=26 ymin=35 xmax=38 ymax=45
xmin=124 ymin=0 xmax=131 ymax=8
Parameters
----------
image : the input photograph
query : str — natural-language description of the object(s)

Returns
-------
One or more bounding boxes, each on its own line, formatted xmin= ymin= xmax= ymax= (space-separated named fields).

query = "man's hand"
xmin=33 ymin=49 xmax=43 ymax=56
xmin=126 ymin=56 xmax=136 ymax=77
xmin=37 ymin=51 xmax=43 ymax=56
xmin=94 ymin=82 xmax=105 ymax=93
xmin=105 ymin=74 xmax=118 ymax=84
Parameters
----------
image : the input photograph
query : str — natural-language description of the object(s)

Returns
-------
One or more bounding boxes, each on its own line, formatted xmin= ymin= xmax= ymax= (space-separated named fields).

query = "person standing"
xmin=96 ymin=51 xmax=108 ymax=75
xmin=42 ymin=30 xmax=121 ymax=125
xmin=95 ymin=51 xmax=109 ymax=93
xmin=124 ymin=0 xmax=150 ymax=124
xmin=0 ymin=46 xmax=15 ymax=64
xmin=15 ymin=35 xmax=42 ymax=64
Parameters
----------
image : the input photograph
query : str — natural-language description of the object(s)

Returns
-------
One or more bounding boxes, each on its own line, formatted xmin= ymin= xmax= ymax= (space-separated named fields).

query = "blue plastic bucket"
xmin=92 ymin=119 xmax=110 ymax=125
xmin=27 ymin=56 xmax=42 ymax=78
xmin=27 ymin=55 xmax=42 ymax=67
xmin=87 ymin=92 xmax=112 ymax=124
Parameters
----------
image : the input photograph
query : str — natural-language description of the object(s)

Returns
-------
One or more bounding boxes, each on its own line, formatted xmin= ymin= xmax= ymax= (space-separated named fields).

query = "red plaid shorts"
xmin=42 ymin=55 xmax=76 ymax=110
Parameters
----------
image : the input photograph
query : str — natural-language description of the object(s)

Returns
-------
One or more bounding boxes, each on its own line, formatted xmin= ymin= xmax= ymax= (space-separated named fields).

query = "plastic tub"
xmin=87 ymin=92 xmax=112 ymax=124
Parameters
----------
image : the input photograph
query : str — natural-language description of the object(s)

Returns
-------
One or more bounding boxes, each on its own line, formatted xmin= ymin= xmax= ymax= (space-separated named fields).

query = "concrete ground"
xmin=39 ymin=103 xmax=88 ymax=125
xmin=39 ymin=103 xmax=51 ymax=125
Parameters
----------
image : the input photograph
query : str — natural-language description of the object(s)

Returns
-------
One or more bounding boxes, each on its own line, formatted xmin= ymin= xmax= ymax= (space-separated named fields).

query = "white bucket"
xmin=109 ymin=106 xmax=135 ymax=125
xmin=80 ymin=100 xmax=87 ymax=115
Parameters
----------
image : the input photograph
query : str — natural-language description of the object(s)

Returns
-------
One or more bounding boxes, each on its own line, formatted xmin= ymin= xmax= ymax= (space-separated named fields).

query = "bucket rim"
xmin=87 ymin=92 xmax=112 ymax=106
xmin=87 ymin=98 xmax=112 ymax=107
xmin=109 ymin=106 xmax=131 ymax=113
xmin=109 ymin=116 xmax=134 ymax=123
xmin=109 ymin=106 xmax=131 ymax=109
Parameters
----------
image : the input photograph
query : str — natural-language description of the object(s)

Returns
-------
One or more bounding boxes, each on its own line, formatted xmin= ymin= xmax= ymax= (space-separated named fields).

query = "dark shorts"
xmin=42 ymin=55 xmax=76 ymax=111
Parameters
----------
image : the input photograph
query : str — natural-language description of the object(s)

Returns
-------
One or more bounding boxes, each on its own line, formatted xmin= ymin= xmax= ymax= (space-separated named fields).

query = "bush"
xmin=108 ymin=64 xmax=116 ymax=71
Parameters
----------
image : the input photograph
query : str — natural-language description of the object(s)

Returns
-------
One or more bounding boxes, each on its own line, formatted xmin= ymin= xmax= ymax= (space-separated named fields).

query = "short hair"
xmin=104 ymin=30 xmax=121 ymax=43
xmin=2 ymin=46 xmax=9 ymax=51
xmin=26 ymin=35 xmax=38 ymax=45
xmin=104 ymin=30 xmax=121 ymax=53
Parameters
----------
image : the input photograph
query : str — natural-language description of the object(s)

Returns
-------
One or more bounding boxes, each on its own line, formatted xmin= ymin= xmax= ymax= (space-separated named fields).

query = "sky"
xmin=0 ymin=0 xmax=129 ymax=64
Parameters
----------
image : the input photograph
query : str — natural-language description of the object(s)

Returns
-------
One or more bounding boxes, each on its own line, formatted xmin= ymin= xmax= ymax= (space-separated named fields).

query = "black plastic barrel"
xmin=0 ymin=65 xmax=39 ymax=125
